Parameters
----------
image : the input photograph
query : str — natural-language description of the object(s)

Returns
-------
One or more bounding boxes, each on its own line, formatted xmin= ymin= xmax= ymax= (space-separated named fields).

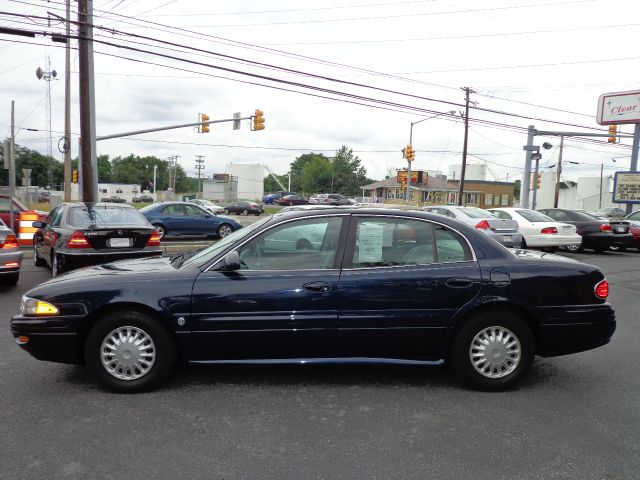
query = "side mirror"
xmin=220 ymin=250 xmax=241 ymax=271
xmin=32 ymin=221 xmax=45 ymax=228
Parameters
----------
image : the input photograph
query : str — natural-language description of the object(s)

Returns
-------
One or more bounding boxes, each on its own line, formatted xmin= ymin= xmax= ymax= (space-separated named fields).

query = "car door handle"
xmin=303 ymin=281 xmax=331 ymax=292
xmin=445 ymin=277 xmax=474 ymax=288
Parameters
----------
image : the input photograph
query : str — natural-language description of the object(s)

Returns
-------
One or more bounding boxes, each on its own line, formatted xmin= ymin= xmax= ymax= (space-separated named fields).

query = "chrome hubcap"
xmin=219 ymin=225 xmax=232 ymax=237
xmin=100 ymin=326 xmax=156 ymax=381
xmin=469 ymin=326 xmax=521 ymax=379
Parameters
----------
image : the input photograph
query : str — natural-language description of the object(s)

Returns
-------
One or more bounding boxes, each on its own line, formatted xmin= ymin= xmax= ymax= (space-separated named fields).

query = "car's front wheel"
xmin=85 ymin=310 xmax=175 ymax=392
xmin=450 ymin=311 xmax=534 ymax=391
xmin=217 ymin=223 xmax=233 ymax=238
xmin=224 ymin=208 xmax=230 ymax=215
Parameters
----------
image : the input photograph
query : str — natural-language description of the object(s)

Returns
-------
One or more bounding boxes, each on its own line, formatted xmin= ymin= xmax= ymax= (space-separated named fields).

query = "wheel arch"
xmin=448 ymin=301 xmax=540 ymax=357
xmin=76 ymin=302 xmax=185 ymax=365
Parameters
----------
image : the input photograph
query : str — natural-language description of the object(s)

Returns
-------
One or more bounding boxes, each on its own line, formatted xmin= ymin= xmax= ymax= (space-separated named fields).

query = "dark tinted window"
xmin=163 ymin=204 xmax=185 ymax=215
xmin=69 ymin=206 xmax=148 ymax=227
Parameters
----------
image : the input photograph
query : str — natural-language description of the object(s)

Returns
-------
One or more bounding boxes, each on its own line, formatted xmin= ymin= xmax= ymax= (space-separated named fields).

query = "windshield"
xmin=458 ymin=207 xmax=496 ymax=219
xmin=180 ymin=216 xmax=272 ymax=268
xmin=69 ymin=205 xmax=149 ymax=227
xmin=516 ymin=209 xmax=554 ymax=223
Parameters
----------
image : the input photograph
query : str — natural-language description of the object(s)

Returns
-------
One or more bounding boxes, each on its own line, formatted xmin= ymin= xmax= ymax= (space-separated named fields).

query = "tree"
xmin=264 ymin=173 xmax=288 ymax=193
xmin=301 ymin=157 xmax=333 ymax=194
xmin=0 ymin=142 xmax=63 ymax=188
xmin=289 ymin=153 xmax=329 ymax=193
xmin=329 ymin=146 xmax=371 ymax=196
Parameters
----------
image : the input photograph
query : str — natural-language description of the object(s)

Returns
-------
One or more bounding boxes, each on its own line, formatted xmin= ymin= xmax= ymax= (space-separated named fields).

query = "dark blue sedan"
xmin=11 ymin=208 xmax=615 ymax=392
xmin=140 ymin=201 xmax=242 ymax=239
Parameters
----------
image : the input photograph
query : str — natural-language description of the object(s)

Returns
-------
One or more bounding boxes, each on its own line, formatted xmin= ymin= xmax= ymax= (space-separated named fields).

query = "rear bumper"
xmin=534 ymin=304 xmax=616 ymax=357
xmin=582 ymin=233 xmax=632 ymax=249
xmin=485 ymin=231 xmax=523 ymax=247
xmin=11 ymin=313 xmax=85 ymax=364
xmin=59 ymin=249 xmax=161 ymax=270
xmin=0 ymin=250 xmax=23 ymax=273
xmin=525 ymin=233 xmax=582 ymax=247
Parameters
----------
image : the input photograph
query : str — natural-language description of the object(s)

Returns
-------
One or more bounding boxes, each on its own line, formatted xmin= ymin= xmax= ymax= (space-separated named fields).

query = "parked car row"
xmin=424 ymin=205 xmax=636 ymax=253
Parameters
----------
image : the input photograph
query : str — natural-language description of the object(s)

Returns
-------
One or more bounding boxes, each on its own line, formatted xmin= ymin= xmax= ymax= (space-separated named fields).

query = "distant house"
xmin=361 ymin=171 xmax=515 ymax=207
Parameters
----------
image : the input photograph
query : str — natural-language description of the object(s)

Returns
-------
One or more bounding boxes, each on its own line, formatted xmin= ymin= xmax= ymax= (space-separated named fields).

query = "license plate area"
xmin=563 ymin=226 xmax=571 ymax=233
xmin=503 ymin=236 xmax=512 ymax=242
xmin=108 ymin=238 xmax=131 ymax=248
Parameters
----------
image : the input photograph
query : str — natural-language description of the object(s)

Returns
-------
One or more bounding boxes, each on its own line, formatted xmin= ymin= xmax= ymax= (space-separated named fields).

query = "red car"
xmin=0 ymin=194 xmax=48 ymax=230
xmin=612 ymin=221 xmax=640 ymax=251
xmin=275 ymin=194 xmax=308 ymax=206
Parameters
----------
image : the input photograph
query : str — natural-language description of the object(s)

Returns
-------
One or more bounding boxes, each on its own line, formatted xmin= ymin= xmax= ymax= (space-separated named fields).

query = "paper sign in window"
xmin=358 ymin=222 xmax=384 ymax=263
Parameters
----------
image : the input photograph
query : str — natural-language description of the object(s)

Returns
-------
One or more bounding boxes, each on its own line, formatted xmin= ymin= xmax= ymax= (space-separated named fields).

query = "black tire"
xmin=217 ymin=223 xmax=233 ymax=238
xmin=152 ymin=224 xmax=166 ymax=239
xmin=593 ymin=247 xmax=606 ymax=253
xmin=224 ymin=208 xmax=230 ymax=215
xmin=520 ymin=238 xmax=527 ymax=249
xmin=34 ymin=242 xmax=46 ymax=266
xmin=565 ymin=243 xmax=583 ymax=253
xmin=2 ymin=272 xmax=19 ymax=285
xmin=609 ymin=245 xmax=626 ymax=252
xmin=85 ymin=310 xmax=175 ymax=392
xmin=51 ymin=252 xmax=63 ymax=277
xmin=242 ymin=209 xmax=249 ymax=216
xmin=450 ymin=311 xmax=534 ymax=391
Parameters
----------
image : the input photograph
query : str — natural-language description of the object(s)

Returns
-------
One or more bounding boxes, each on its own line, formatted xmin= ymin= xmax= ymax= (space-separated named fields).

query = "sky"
xmin=1 ymin=0 xmax=639 ymax=187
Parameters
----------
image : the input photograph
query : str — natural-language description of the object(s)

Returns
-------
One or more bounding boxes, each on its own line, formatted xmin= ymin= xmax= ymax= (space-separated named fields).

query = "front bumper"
xmin=11 ymin=313 xmax=86 ymax=364
xmin=534 ymin=304 xmax=616 ymax=357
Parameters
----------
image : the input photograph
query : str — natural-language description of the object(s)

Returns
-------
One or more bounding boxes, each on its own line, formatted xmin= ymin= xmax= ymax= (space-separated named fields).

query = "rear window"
xmin=69 ymin=206 xmax=149 ymax=227
xmin=458 ymin=207 xmax=495 ymax=219
xmin=516 ymin=209 xmax=553 ymax=222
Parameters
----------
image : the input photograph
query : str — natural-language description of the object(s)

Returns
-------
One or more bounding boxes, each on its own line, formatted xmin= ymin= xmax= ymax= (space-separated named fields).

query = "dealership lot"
xmin=1 ymin=247 xmax=639 ymax=479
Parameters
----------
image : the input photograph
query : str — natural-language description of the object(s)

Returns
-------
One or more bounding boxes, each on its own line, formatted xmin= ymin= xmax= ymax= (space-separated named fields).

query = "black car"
xmin=32 ymin=202 xmax=163 ymax=276
xmin=539 ymin=208 xmax=632 ymax=252
xmin=223 ymin=201 xmax=264 ymax=216
xmin=13 ymin=208 xmax=615 ymax=392
xmin=132 ymin=194 xmax=154 ymax=203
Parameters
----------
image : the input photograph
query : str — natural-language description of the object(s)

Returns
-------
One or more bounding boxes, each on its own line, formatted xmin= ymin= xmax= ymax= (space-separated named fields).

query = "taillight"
xmin=66 ymin=230 xmax=91 ymax=248
xmin=146 ymin=230 xmax=161 ymax=247
xmin=600 ymin=224 xmax=612 ymax=231
xmin=475 ymin=220 xmax=490 ymax=230
xmin=1 ymin=234 xmax=19 ymax=249
xmin=541 ymin=227 xmax=557 ymax=234
xmin=594 ymin=279 xmax=609 ymax=299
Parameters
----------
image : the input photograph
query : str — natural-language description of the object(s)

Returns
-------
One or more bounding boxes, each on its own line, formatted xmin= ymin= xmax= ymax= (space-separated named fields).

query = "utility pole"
xmin=9 ymin=101 xmax=16 ymax=232
xmin=458 ymin=87 xmax=474 ymax=206
xmin=521 ymin=126 xmax=536 ymax=209
xmin=78 ymin=0 xmax=98 ymax=202
xmin=195 ymin=155 xmax=205 ymax=196
xmin=599 ymin=161 xmax=604 ymax=209
xmin=554 ymin=136 xmax=564 ymax=208
xmin=63 ymin=0 xmax=72 ymax=201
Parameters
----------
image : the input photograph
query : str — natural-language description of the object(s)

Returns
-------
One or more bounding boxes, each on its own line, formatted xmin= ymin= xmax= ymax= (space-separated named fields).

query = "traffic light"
xmin=405 ymin=144 xmax=415 ymax=162
xmin=200 ymin=113 xmax=210 ymax=133
xmin=608 ymin=124 xmax=617 ymax=143
xmin=532 ymin=173 xmax=541 ymax=189
xmin=72 ymin=169 xmax=78 ymax=183
xmin=253 ymin=109 xmax=265 ymax=131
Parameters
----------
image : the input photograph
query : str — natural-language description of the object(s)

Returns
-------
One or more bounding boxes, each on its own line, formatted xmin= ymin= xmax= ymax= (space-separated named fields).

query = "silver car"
xmin=0 ymin=218 xmax=23 ymax=285
xmin=188 ymin=199 xmax=225 ymax=214
xmin=423 ymin=206 xmax=522 ymax=247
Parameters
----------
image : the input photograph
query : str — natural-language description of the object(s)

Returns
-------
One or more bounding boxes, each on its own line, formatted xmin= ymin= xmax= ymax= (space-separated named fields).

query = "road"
xmin=1 ymin=247 xmax=639 ymax=480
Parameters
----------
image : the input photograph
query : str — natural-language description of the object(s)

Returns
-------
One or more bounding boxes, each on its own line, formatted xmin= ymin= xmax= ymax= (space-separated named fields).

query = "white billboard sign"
xmin=612 ymin=172 xmax=640 ymax=204
xmin=597 ymin=90 xmax=640 ymax=125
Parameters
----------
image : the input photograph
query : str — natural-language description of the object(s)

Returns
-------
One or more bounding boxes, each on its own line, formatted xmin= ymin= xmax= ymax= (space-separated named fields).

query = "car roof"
xmin=62 ymin=202 xmax=135 ymax=208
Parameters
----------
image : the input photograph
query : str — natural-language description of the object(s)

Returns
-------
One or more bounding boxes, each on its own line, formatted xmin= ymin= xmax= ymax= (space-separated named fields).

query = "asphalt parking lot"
xmin=1 ymin=246 xmax=639 ymax=480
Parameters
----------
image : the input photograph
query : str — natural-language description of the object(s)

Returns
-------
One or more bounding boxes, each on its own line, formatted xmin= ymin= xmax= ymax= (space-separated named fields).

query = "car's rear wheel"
xmin=153 ymin=224 xmax=166 ymax=239
xmin=565 ymin=243 xmax=583 ymax=252
xmin=217 ymin=223 xmax=233 ymax=238
xmin=51 ymin=252 xmax=63 ymax=277
xmin=242 ymin=209 xmax=248 ymax=216
xmin=85 ymin=310 xmax=175 ymax=392
xmin=224 ymin=208 xmax=230 ymax=215
xmin=2 ymin=272 xmax=19 ymax=285
xmin=34 ymin=242 xmax=46 ymax=266
xmin=450 ymin=311 xmax=534 ymax=391
xmin=609 ymin=245 xmax=626 ymax=252
xmin=520 ymin=238 xmax=527 ymax=249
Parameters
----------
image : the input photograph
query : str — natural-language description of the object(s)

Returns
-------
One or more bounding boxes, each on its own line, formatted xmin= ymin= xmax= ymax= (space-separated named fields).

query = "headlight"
xmin=21 ymin=296 xmax=59 ymax=316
